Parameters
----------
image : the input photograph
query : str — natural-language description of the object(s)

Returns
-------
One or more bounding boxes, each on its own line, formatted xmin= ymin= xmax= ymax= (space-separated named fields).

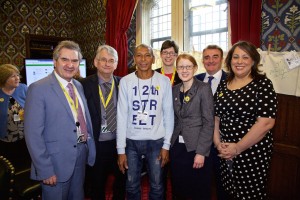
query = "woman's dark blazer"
xmin=171 ymin=78 xmax=214 ymax=156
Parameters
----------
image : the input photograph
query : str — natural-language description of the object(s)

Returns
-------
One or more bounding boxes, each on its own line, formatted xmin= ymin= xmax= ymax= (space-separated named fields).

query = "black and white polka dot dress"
xmin=214 ymin=77 xmax=277 ymax=199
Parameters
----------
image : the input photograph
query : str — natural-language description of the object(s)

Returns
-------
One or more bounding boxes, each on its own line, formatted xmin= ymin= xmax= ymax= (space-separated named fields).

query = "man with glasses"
xmin=24 ymin=40 xmax=96 ymax=200
xmin=156 ymin=40 xmax=181 ymax=86
xmin=81 ymin=45 xmax=126 ymax=200
xmin=117 ymin=44 xmax=174 ymax=199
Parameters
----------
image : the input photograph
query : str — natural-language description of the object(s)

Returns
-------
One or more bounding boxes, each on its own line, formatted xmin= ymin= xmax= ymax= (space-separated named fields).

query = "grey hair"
xmin=95 ymin=45 xmax=118 ymax=62
xmin=53 ymin=40 xmax=83 ymax=61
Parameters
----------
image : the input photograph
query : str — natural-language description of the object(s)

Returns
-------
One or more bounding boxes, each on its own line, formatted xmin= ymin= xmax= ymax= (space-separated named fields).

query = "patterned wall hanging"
xmin=261 ymin=0 xmax=300 ymax=51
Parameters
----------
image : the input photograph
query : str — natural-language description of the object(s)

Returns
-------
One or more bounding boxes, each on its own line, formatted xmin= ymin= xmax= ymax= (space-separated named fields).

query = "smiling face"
xmin=5 ymin=72 xmax=20 ymax=89
xmin=134 ymin=46 xmax=155 ymax=73
xmin=53 ymin=48 xmax=80 ymax=82
xmin=160 ymin=47 xmax=178 ymax=67
xmin=202 ymin=48 xmax=223 ymax=75
xmin=94 ymin=49 xmax=117 ymax=77
xmin=231 ymin=46 xmax=254 ymax=79
xmin=176 ymin=58 xmax=198 ymax=82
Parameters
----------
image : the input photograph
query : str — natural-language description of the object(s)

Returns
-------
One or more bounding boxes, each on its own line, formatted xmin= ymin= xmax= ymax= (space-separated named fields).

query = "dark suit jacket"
xmin=155 ymin=67 xmax=182 ymax=86
xmin=171 ymin=78 xmax=214 ymax=156
xmin=195 ymin=70 xmax=227 ymax=81
xmin=81 ymin=74 xmax=120 ymax=141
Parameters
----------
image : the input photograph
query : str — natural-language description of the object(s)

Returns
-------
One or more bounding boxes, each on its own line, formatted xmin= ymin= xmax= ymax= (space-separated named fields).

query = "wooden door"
xmin=268 ymin=94 xmax=300 ymax=200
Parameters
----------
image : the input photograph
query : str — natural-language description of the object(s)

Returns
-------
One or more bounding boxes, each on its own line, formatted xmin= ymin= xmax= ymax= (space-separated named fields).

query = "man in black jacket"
xmin=81 ymin=45 xmax=125 ymax=200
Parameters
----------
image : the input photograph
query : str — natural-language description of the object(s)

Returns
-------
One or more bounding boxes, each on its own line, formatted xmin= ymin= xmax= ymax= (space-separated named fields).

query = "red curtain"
xmin=106 ymin=0 xmax=138 ymax=77
xmin=229 ymin=0 xmax=262 ymax=47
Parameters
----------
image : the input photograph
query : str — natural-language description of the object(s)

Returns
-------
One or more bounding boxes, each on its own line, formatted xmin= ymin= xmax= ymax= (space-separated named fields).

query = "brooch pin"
xmin=184 ymin=96 xmax=190 ymax=102
xmin=219 ymin=92 xmax=223 ymax=97
xmin=0 ymin=98 xmax=4 ymax=102
xmin=19 ymin=109 xmax=24 ymax=120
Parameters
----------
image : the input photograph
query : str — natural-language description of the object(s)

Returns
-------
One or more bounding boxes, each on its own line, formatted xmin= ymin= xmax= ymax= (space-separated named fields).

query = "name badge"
xmin=76 ymin=122 xmax=86 ymax=143
xmin=14 ymin=114 xmax=20 ymax=122
xmin=137 ymin=110 xmax=148 ymax=121
xmin=77 ymin=132 xmax=85 ymax=143
xmin=179 ymin=135 xmax=185 ymax=143
xmin=101 ymin=120 xmax=110 ymax=134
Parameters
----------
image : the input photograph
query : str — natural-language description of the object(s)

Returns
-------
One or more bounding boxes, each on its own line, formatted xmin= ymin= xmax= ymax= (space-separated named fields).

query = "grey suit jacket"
xmin=24 ymin=72 xmax=96 ymax=182
xmin=171 ymin=78 xmax=214 ymax=156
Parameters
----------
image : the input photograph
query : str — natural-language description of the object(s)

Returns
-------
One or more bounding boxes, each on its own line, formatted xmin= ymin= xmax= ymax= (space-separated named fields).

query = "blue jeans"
xmin=125 ymin=138 xmax=164 ymax=200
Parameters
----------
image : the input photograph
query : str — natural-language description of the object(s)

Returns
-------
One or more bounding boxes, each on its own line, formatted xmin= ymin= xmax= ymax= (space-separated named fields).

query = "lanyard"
xmin=58 ymin=82 xmax=79 ymax=118
xmin=98 ymin=79 xmax=115 ymax=108
xmin=161 ymin=66 xmax=176 ymax=85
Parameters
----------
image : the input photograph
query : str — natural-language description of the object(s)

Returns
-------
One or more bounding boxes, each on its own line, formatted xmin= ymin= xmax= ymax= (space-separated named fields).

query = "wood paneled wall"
xmin=268 ymin=94 xmax=300 ymax=200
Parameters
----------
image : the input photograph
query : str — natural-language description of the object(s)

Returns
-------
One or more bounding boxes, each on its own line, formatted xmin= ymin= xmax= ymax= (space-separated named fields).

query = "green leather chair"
xmin=0 ymin=156 xmax=15 ymax=200
xmin=0 ymin=155 xmax=41 ymax=200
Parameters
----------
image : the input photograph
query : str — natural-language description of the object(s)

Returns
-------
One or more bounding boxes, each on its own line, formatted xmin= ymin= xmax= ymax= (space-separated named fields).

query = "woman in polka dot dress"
xmin=214 ymin=41 xmax=278 ymax=199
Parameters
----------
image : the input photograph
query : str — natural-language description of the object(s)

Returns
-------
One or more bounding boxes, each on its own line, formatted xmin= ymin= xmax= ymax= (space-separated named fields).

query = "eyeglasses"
xmin=176 ymin=65 xmax=194 ymax=70
xmin=97 ymin=57 xmax=116 ymax=64
xmin=161 ymin=51 xmax=177 ymax=57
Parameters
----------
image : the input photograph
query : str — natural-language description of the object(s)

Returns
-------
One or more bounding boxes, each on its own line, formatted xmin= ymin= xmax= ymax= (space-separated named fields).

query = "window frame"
xmin=136 ymin=0 xmax=230 ymax=51
xmin=185 ymin=0 xmax=229 ymax=51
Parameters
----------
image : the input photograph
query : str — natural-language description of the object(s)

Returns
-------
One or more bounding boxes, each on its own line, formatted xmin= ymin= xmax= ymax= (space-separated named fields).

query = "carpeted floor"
xmin=86 ymin=173 xmax=217 ymax=200
xmin=101 ymin=174 xmax=172 ymax=200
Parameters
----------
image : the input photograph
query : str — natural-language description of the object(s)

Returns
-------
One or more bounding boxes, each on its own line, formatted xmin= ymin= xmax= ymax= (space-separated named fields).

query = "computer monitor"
xmin=24 ymin=58 xmax=87 ymax=86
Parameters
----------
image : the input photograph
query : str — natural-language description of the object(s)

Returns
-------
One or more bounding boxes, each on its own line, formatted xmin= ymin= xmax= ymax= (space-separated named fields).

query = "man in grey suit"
xmin=24 ymin=40 xmax=96 ymax=200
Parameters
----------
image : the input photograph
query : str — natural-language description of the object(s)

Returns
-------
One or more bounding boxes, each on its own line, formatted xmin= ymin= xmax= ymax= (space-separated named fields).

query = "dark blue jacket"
xmin=0 ymin=83 xmax=27 ymax=138
xmin=195 ymin=70 xmax=227 ymax=82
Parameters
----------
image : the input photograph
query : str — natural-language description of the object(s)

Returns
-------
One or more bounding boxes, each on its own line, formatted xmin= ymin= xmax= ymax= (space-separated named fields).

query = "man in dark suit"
xmin=195 ymin=45 xmax=227 ymax=93
xmin=24 ymin=40 xmax=96 ymax=200
xmin=81 ymin=45 xmax=126 ymax=200
xmin=195 ymin=44 xmax=228 ymax=200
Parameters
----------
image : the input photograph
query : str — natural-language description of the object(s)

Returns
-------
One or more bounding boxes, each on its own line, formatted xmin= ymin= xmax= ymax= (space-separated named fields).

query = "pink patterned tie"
xmin=67 ymin=83 xmax=87 ymax=140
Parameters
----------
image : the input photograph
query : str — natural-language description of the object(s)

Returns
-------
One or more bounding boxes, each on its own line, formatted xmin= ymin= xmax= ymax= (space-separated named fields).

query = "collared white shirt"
xmin=203 ymin=69 xmax=223 ymax=95
xmin=54 ymin=71 xmax=86 ymax=122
